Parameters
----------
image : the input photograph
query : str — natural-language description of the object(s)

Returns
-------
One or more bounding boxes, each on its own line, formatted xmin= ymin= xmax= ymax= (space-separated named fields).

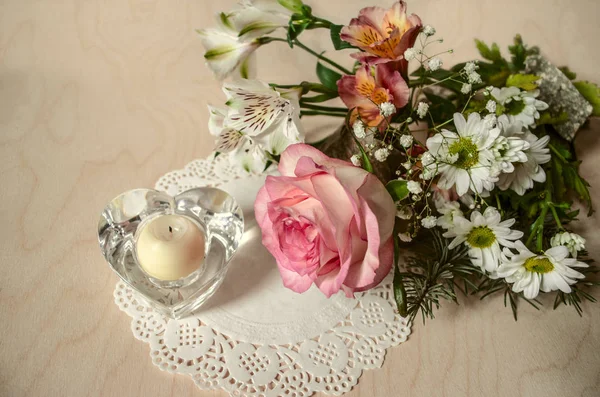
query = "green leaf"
xmin=393 ymin=234 xmax=408 ymax=317
xmin=316 ymin=62 xmax=341 ymax=91
xmin=424 ymin=91 xmax=457 ymax=124
xmin=508 ymin=34 xmax=526 ymax=70
xmin=537 ymin=111 xmax=569 ymax=125
xmin=329 ymin=24 xmax=355 ymax=50
xmin=559 ymin=66 xmax=577 ymax=80
xmin=475 ymin=39 xmax=503 ymax=62
xmin=573 ymin=81 xmax=600 ymax=117
xmin=386 ymin=180 xmax=409 ymax=202
xmin=506 ymin=74 xmax=540 ymax=91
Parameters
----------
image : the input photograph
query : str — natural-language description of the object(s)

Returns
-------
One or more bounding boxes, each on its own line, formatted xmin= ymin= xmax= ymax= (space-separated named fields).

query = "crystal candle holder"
xmin=97 ymin=187 xmax=244 ymax=319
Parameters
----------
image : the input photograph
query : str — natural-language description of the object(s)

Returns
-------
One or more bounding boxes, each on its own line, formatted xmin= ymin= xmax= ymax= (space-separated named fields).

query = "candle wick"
xmin=169 ymin=226 xmax=173 ymax=233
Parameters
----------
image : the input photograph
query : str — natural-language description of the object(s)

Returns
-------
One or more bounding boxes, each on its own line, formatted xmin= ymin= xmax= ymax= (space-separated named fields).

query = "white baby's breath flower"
xmin=353 ymin=120 xmax=366 ymax=138
xmin=486 ymin=100 xmax=497 ymax=113
xmin=421 ymin=216 xmax=437 ymax=229
xmin=380 ymin=102 xmax=396 ymax=117
xmin=350 ymin=154 xmax=361 ymax=166
xmin=402 ymin=161 xmax=412 ymax=169
xmin=428 ymin=57 xmax=442 ymax=71
xmin=444 ymin=207 xmax=524 ymax=272
xmin=422 ymin=25 xmax=436 ymax=36
xmin=420 ymin=151 xmax=437 ymax=180
xmin=416 ymin=102 xmax=429 ymax=118
xmin=396 ymin=206 xmax=413 ymax=220
xmin=461 ymin=83 xmax=472 ymax=94
xmin=400 ymin=134 xmax=413 ymax=148
xmin=404 ymin=48 xmax=417 ymax=61
xmin=551 ymin=232 xmax=586 ymax=258
xmin=407 ymin=180 xmax=423 ymax=195
xmin=463 ymin=61 xmax=478 ymax=74
xmin=467 ymin=71 xmax=482 ymax=84
xmin=497 ymin=242 xmax=588 ymax=299
xmin=425 ymin=113 xmax=501 ymax=196
xmin=374 ymin=147 xmax=390 ymax=162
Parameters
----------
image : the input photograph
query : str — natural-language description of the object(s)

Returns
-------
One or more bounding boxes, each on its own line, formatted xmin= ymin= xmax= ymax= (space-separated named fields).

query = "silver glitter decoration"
xmin=525 ymin=54 xmax=593 ymax=141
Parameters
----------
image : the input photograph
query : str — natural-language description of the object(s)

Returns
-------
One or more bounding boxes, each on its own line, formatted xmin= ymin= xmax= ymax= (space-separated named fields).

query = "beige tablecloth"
xmin=1 ymin=1 xmax=598 ymax=396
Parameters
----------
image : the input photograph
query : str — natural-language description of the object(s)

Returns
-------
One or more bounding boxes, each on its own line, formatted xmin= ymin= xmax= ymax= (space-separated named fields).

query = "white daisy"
xmin=550 ymin=232 xmax=586 ymax=258
xmin=496 ymin=130 xmax=550 ymax=195
xmin=491 ymin=87 xmax=549 ymax=127
xmin=491 ymin=115 xmax=530 ymax=174
xmin=425 ymin=113 xmax=501 ymax=196
xmin=444 ymin=207 xmax=523 ymax=272
xmin=434 ymin=194 xmax=463 ymax=230
xmin=497 ymin=241 xmax=588 ymax=299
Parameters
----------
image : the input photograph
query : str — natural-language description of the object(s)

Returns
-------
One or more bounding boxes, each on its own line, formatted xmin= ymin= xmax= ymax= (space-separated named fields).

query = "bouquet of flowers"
xmin=199 ymin=0 xmax=599 ymax=322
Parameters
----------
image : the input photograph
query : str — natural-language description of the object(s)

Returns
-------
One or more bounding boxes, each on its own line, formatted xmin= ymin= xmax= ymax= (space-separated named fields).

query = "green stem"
xmin=548 ymin=143 xmax=567 ymax=163
xmin=549 ymin=205 xmax=564 ymax=230
xmin=313 ymin=17 xmax=333 ymax=28
xmin=293 ymin=39 xmax=352 ymax=74
xmin=300 ymin=110 xmax=346 ymax=117
xmin=261 ymin=37 xmax=352 ymax=75
xmin=300 ymin=103 xmax=348 ymax=113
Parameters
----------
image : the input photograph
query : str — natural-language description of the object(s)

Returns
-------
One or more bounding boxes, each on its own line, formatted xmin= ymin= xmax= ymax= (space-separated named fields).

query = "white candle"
xmin=136 ymin=214 xmax=206 ymax=281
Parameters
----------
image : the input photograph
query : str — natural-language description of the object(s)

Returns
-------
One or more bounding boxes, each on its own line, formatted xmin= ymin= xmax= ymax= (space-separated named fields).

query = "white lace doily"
xmin=113 ymin=153 xmax=411 ymax=397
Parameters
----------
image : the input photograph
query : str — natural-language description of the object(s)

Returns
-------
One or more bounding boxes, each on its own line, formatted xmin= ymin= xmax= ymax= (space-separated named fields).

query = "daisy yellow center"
xmin=506 ymin=100 xmax=526 ymax=116
xmin=449 ymin=137 xmax=479 ymax=169
xmin=524 ymin=257 xmax=554 ymax=274
xmin=466 ymin=226 xmax=496 ymax=248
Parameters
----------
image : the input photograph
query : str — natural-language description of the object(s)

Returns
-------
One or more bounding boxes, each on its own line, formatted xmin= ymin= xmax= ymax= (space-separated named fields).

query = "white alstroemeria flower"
xmin=550 ymin=232 xmax=586 ymax=258
xmin=220 ymin=1 xmax=290 ymax=40
xmin=198 ymin=28 xmax=262 ymax=80
xmin=223 ymin=79 xmax=304 ymax=156
xmin=208 ymin=79 xmax=304 ymax=172
xmin=444 ymin=207 xmax=523 ymax=273
xmin=491 ymin=87 xmax=549 ymax=127
xmin=425 ymin=113 xmax=500 ymax=196
xmin=497 ymin=241 xmax=588 ymax=299
xmin=491 ymin=115 xmax=530 ymax=174
xmin=496 ymin=130 xmax=550 ymax=195
xmin=207 ymin=105 xmax=267 ymax=172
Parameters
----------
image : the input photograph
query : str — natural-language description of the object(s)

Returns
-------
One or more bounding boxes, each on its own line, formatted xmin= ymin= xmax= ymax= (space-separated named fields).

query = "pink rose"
xmin=254 ymin=144 xmax=396 ymax=297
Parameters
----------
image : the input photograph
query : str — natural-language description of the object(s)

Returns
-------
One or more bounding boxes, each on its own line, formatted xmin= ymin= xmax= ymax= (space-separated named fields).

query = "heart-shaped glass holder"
xmin=97 ymin=187 xmax=244 ymax=319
